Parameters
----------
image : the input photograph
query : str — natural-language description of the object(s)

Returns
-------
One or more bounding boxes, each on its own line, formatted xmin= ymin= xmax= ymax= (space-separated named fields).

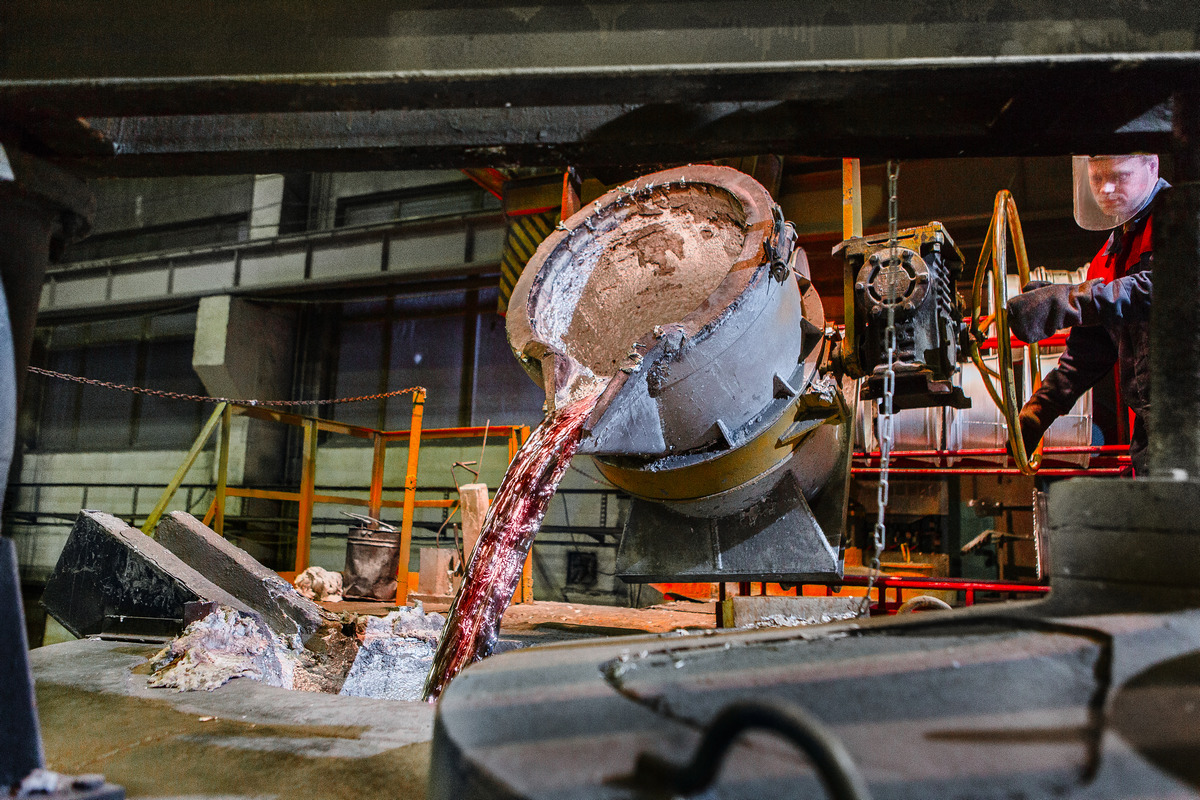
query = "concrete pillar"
xmin=1149 ymin=90 xmax=1200 ymax=478
xmin=193 ymin=295 xmax=296 ymax=486
xmin=249 ymin=174 xmax=285 ymax=240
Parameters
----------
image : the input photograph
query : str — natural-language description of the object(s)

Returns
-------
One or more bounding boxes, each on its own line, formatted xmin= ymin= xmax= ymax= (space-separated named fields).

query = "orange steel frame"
xmin=147 ymin=392 xmax=532 ymax=606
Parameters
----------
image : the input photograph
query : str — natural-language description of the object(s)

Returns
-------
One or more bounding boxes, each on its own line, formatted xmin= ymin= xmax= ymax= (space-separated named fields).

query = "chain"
xmin=861 ymin=160 xmax=900 ymax=616
xmin=26 ymin=366 xmax=423 ymax=407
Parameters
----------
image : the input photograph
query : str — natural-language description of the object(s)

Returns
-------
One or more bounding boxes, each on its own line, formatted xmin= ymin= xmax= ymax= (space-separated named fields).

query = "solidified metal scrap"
xmin=339 ymin=607 xmax=446 ymax=701
xmin=295 ymin=566 xmax=343 ymax=602
xmin=148 ymin=607 xmax=300 ymax=692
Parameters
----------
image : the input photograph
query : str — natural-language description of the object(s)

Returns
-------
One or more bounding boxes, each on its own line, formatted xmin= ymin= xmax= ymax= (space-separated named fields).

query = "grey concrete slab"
xmin=155 ymin=512 xmax=329 ymax=640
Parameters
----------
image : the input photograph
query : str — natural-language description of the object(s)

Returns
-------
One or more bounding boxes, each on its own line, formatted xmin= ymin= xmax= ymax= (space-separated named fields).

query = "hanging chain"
xmin=861 ymin=160 xmax=901 ymax=616
xmin=26 ymin=366 xmax=423 ymax=407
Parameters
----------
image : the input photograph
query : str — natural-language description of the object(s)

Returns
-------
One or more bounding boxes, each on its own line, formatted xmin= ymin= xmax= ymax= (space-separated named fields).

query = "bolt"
xmin=916 ymin=273 xmax=929 ymax=284
xmin=855 ymin=282 xmax=866 ymax=291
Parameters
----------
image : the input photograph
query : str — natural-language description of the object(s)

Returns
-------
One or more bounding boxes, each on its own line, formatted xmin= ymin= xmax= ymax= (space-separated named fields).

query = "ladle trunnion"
xmin=506 ymin=166 xmax=854 ymax=584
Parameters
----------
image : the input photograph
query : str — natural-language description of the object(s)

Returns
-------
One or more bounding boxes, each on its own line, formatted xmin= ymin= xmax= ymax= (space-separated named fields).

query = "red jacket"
xmin=1024 ymin=179 xmax=1166 ymax=474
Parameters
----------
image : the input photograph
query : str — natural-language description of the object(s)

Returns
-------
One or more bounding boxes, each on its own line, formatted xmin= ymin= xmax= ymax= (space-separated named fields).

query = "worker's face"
xmin=1087 ymin=156 xmax=1158 ymax=220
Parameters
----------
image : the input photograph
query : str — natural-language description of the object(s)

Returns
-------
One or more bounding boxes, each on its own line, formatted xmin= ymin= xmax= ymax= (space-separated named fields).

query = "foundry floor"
xmin=29 ymin=599 xmax=718 ymax=800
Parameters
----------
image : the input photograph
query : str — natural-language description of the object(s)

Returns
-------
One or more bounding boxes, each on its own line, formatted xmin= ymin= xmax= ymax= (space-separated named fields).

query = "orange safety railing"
xmin=141 ymin=395 xmax=532 ymax=605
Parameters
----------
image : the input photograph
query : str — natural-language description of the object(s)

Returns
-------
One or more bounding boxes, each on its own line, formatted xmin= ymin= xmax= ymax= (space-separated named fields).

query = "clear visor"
xmin=1073 ymin=155 xmax=1157 ymax=231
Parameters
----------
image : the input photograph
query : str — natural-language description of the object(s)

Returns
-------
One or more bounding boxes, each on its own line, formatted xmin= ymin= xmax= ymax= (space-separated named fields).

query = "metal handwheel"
xmin=969 ymin=189 xmax=1043 ymax=475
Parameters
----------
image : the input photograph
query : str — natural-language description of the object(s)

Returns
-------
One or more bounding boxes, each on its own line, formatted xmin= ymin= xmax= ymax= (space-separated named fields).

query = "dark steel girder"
xmin=2 ymin=0 xmax=1199 ymax=174
xmin=5 ymin=57 xmax=1191 ymax=176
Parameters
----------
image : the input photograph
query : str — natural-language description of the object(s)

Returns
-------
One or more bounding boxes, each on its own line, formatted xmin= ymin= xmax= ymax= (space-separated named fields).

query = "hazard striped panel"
xmin=498 ymin=210 xmax=558 ymax=314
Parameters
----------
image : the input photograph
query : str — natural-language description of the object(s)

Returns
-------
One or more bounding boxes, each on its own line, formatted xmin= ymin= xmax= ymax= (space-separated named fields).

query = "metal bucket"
xmin=342 ymin=526 xmax=402 ymax=601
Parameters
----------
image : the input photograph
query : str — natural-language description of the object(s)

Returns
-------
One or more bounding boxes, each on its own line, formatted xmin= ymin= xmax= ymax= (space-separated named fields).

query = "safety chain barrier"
xmin=860 ymin=160 xmax=901 ymax=616
xmin=26 ymin=366 xmax=424 ymax=407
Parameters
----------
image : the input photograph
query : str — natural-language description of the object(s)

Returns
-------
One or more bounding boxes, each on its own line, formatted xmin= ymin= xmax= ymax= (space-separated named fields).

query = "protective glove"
xmin=1006 ymin=279 xmax=1104 ymax=343
xmin=1010 ymin=396 xmax=1059 ymax=459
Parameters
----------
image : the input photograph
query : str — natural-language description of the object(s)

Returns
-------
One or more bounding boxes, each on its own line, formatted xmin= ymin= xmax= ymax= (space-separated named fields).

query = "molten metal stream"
xmin=423 ymin=388 xmax=603 ymax=700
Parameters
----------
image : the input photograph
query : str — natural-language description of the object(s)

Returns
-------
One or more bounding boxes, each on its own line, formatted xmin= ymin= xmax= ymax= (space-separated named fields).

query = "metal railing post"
xmin=214 ymin=402 xmax=232 ymax=536
xmin=295 ymin=418 xmax=318 ymax=574
xmin=142 ymin=402 xmax=226 ymax=535
xmin=396 ymin=389 xmax=426 ymax=605
xmin=368 ymin=431 xmax=386 ymax=522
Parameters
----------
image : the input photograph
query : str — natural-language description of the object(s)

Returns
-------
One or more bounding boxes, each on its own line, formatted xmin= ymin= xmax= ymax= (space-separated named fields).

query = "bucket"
xmin=342 ymin=526 xmax=403 ymax=601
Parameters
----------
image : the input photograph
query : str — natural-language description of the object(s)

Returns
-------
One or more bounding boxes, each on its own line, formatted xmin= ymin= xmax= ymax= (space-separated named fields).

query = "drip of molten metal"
xmin=423 ymin=388 xmax=603 ymax=700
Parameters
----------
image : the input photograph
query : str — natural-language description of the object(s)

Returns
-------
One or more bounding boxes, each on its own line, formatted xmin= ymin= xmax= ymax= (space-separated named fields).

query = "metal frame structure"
xmin=141 ymin=394 xmax=532 ymax=605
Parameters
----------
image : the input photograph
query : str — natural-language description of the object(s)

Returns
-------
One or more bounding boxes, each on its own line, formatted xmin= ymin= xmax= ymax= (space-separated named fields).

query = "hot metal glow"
xmin=423 ymin=388 xmax=603 ymax=700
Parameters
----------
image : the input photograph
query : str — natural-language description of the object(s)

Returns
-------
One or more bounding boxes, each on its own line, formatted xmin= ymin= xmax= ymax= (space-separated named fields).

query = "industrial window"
xmin=335 ymin=181 xmax=500 ymax=228
xmin=328 ymin=288 xmax=544 ymax=436
xmin=25 ymin=312 xmax=208 ymax=453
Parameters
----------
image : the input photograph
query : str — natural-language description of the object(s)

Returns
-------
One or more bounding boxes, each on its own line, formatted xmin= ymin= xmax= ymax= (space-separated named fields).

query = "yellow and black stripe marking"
xmin=498 ymin=210 xmax=558 ymax=314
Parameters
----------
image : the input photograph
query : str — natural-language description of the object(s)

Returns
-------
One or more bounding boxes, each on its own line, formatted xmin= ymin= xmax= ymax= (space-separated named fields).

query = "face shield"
xmin=1073 ymin=155 xmax=1159 ymax=231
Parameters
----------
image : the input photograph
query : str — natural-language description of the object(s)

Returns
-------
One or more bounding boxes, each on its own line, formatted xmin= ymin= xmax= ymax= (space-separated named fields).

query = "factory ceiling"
xmin=1 ymin=2 xmax=1199 ymax=175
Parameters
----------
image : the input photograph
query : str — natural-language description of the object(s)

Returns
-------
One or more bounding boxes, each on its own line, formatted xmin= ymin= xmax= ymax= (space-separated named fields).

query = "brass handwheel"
xmin=969 ymin=190 xmax=1043 ymax=475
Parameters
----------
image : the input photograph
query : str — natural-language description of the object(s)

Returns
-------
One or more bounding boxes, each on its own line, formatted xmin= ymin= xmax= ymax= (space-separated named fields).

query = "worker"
xmin=1006 ymin=153 xmax=1169 ymax=475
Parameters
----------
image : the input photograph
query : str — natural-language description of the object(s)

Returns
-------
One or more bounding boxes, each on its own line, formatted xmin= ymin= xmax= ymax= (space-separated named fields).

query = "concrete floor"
xmin=29 ymin=600 xmax=716 ymax=799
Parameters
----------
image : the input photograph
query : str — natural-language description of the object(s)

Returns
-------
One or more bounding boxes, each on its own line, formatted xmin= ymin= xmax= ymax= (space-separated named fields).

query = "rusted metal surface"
xmin=430 ymin=602 xmax=1200 ymax=799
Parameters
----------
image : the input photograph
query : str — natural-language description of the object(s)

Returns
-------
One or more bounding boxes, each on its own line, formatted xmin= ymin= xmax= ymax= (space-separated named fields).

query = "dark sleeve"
xmin=1008 ymin=272 xmax=1153 ymax=342
xmin=1076 ymin=270 xmax=1153 ymax=327
xmin=1028 ymin=325 xmax=1118 ymax=420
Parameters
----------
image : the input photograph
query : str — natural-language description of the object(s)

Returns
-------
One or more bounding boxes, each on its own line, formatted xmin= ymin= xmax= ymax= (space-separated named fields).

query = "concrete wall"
xmin=11 ymin=449 xmax=216 ymax=581
xmin=87 ymin=176 xmax=255 ymax=236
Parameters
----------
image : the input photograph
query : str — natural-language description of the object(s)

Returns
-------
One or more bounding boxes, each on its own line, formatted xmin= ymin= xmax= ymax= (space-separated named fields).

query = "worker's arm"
xmin=1017 ymin=326 xmax=1117 ymax=454
xmin=1007 ymin=272 xmax=1153 ymax=344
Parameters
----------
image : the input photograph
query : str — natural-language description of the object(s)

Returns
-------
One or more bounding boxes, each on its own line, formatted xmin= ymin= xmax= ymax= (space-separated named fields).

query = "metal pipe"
xmin=141 ymin=402 xmax=226 ymax=535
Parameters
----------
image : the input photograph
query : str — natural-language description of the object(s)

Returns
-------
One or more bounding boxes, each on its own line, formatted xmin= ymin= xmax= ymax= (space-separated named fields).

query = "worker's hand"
xmin=1008 ymin=396 xmax=1057 ymax=460
xmin=1006 ymin=280 xmax=1103 ymax=343
xmin=1015 ymin=405 xmax=1047 ymax=459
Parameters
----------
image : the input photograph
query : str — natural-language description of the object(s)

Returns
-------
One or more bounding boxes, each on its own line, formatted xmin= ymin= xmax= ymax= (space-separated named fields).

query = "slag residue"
xmin=423 ymin=387 xmax=603 ymax=700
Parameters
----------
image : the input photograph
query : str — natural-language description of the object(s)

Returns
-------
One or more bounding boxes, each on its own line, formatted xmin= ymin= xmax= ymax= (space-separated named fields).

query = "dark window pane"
xmin=36 ymin=350 xmax=83 ymax=451
xmin=472 ymin=312 xmax=545 ymax=427
xmin=332 ymin=319 xmax=386 ymax=429
xmin=77 ymin=343 xmax=137 ymax=450
xmin=387 ymin=315 xmax=464 ymax=430
xmin=134 ymin=338 xmax=208 ymax=450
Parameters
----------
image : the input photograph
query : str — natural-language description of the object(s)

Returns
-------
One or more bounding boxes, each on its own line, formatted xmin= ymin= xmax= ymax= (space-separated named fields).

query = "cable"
xmin=631 ymin=700 xmax=872 ymax=800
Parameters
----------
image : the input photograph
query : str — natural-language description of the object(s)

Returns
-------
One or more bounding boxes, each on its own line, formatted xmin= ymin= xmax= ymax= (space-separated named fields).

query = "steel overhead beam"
xmin=0 ymin=54 xmax=1194 ymax=117
xmin=2 ymin=2 xmax=1199 ymax=173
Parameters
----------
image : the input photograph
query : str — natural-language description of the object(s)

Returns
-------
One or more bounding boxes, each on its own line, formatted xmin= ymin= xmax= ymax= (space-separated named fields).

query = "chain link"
xmin=861 ymin=160 xmax=901 ymax=616
xmin=26 ymin=366 xmax=424 ymax=407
